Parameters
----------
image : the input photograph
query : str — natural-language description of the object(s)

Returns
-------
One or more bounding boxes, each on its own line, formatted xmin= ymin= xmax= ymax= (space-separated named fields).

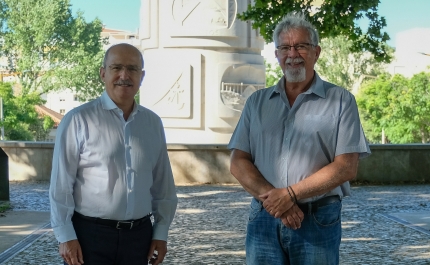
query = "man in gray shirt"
xmin=228 ymin=12 xmax=370 ymax=265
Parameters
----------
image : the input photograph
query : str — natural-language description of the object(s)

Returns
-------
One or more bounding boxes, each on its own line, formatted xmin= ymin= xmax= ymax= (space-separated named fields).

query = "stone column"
xmin=139 ymin=0 xmax=265 ymax=144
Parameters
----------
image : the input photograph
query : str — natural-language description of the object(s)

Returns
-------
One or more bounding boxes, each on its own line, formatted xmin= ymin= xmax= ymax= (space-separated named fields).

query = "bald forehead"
xmin=104 ymin=44 xmax=144 ymax=68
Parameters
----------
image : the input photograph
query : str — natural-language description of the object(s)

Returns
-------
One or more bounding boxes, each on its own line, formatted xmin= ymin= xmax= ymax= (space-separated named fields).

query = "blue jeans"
xmin=246 ymin=198 xmax=342 ymax=265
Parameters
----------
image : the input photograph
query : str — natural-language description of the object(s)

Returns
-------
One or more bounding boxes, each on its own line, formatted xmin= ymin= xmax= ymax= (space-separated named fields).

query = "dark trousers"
xmin=66 ymin=213 xmax=153 ymax=265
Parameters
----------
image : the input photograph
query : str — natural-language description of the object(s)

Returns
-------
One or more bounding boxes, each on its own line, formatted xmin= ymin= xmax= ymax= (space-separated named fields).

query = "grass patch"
xmin=0 ymin=201 xmax=11 ymax=213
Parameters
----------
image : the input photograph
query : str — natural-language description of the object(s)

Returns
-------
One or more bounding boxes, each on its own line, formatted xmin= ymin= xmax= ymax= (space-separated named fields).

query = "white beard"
xmin=284 ymin=58 xmax=306 ymax=82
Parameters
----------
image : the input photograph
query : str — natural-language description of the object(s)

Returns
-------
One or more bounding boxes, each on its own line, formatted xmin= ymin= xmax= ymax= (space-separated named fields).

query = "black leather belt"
xmin=74 ymin=211 xmax=152 ymax=229
xmin=297 ymin=195 xmax=341 ymax=214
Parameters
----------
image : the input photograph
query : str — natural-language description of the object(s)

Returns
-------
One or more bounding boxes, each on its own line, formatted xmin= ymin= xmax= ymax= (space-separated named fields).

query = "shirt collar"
xmin=269 ymin=71 xmax=326 ymax=99
xmin=101 ymin=91 xmax=118 ymax=110
xmin=100 ymin=91 xmax=142 ymax=114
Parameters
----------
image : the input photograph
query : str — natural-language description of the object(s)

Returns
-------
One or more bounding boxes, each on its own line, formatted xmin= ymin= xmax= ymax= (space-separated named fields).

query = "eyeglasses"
xmin=276 ymin=43 xmax=315 ymax=55
xmin=108 ymin=64 xmax=142 ymax=74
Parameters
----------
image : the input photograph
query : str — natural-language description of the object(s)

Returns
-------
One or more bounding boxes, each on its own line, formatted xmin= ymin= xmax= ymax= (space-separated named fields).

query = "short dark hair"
xmin=102 ymin=43 xmax=144 ymax=69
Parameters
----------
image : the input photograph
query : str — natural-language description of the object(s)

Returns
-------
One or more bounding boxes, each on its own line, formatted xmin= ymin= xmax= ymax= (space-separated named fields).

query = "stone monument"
xmin=139 ymin=0 xmax=265 ymax=144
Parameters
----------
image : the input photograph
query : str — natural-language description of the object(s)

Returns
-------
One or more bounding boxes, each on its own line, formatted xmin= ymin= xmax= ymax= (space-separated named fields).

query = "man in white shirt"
xmin=49 ymin=43 xmax=178 ymax=265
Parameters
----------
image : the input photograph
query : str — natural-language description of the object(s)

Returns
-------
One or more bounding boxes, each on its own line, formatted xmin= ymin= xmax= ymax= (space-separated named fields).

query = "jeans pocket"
xmin=248 ymin=199 xmax=263 ymax=222
xmin=312 ymin=201 xmax=341 ymax=227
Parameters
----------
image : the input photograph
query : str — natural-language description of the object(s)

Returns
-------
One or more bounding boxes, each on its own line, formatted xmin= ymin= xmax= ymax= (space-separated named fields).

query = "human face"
xmin=275 ymin=28 xmax=321 ymax=84
xmin=100 ymin=44 xmax=145 ymax=108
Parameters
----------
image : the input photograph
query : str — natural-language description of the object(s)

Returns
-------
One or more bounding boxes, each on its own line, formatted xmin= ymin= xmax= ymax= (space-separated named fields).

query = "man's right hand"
xmin=59 ymin=239 xmax=84 ymax=265
xmin=280 ymin=204 xmax=304 ymax=230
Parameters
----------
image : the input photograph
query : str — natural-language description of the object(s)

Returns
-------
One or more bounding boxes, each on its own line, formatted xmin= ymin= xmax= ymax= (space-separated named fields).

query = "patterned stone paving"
xmin=1 ymin=181 xmax=430 ymax=264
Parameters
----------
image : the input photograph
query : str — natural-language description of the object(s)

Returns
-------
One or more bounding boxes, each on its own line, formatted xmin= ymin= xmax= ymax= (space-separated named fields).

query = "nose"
xmin=118 ymin=68 xmax=129 ymax=79
xmin=287 ymin=47 xmax=300 ymax=56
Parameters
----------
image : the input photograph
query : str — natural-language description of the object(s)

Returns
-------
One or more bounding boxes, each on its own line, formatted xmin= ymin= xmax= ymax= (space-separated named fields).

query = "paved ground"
xmin=0 ymin=181 xmax=429 ymax=264
xmin=0 ymin=211 xmax=50 ymax=253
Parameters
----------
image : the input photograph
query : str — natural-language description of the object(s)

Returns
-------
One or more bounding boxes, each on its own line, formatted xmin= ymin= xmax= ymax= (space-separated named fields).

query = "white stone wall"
xmin=139 ymin=0 xmax=265 ymax=144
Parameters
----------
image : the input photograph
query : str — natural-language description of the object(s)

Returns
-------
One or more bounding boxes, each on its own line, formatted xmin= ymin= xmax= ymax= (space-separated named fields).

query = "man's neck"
xmin=284 ymin=74 xmax=315 ymax=107
xmin=117 ymin=101 xmax=134 ymax=121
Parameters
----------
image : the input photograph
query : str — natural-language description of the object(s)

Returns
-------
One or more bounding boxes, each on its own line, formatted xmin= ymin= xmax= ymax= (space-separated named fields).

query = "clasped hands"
xmin=259 ymin=188 xmax=304 ymax=229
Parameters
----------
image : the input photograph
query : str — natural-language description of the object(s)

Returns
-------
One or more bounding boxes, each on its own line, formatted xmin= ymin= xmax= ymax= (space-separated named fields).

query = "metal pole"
xmin=0 ymin=97 xmax=4 ymax=140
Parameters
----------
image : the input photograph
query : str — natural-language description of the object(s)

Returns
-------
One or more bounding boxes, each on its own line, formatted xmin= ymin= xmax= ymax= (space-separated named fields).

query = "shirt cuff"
xmin=152 ymin=223 xmax=170 ymax=241
xmin=52 ymin=223 xmax=77 ymax=243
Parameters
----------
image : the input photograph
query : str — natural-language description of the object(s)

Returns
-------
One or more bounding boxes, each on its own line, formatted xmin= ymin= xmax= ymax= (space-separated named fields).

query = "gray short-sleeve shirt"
xmin=228 ymin=73 xmax=371 ymax=202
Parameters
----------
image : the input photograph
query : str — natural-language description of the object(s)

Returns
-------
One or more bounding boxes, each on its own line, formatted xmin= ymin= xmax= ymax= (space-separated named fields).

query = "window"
xmin=73 ymin=95 xmax=78 ymax=101
xmin=59 ymin=98 xmax=65 ymax=102
xmin=59 ymin=109 xmax=65 ymax=115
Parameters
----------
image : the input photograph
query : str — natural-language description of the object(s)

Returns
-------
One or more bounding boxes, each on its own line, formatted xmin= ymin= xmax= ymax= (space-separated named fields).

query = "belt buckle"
xmin=116 ymin=221 xmax=133 ymax=229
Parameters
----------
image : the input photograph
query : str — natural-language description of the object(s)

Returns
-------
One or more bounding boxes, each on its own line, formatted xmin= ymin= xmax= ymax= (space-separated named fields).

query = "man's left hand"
xmin=259 ymin=188 xmax=295 ymax=218
xmin=147 ymin=239 xmax=167 ymax=265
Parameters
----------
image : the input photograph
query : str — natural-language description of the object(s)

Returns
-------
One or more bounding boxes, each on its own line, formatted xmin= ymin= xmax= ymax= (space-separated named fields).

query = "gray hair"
xmin=272 ymin=12 xmax=319 ymax=47
xmin=102 ymin=43 xmax=144 ymax=69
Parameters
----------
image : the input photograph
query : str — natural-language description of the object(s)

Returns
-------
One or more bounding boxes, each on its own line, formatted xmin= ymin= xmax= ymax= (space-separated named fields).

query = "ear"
xmin=100 ymin=67 xmax=106 ymax=83
xmin=314 ymin=45 xmax=321 ymax=63
xmin=140 ymin=70 xmax=145 ymax=83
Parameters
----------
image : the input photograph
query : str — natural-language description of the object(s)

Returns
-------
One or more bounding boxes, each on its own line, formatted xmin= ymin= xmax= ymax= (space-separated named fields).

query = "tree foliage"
xmin=265 ymin=60 xmax=283 ymax=87
xmin=316 ymin=35 xmax=392 ymax=91
xmin=0 ymin=82 xmax=53 ymax=140
xmin=239 ymin=0 xmax=391 ymax=62
xmin=356 ymin=72 xmax=430 ymax=143
xmin=0 ymin=0 xmax=107 ymax=140
xmin=0 ymin=0 xmax=106 ymax=100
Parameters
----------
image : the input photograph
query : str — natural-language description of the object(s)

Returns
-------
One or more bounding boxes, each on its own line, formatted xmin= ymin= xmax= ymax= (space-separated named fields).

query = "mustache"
xmin=114 ymin=81 xmax=133 ymax=86
xmin=285 ymin=58 xmax=304 ymax=64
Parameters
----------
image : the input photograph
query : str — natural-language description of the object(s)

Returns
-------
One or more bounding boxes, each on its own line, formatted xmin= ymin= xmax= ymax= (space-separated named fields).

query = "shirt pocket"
xmin=299 ymin=114 xmax=337 ymax=148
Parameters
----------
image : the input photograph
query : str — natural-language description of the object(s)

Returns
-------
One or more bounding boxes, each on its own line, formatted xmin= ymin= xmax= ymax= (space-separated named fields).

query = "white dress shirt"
xmin=49 ymin=91 xmax=178 ymax=243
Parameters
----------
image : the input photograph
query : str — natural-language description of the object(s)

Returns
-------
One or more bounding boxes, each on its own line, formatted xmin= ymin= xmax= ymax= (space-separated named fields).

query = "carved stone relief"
xmin=218 ymin=63 xmax=265 ymax=117
xmin=145 ymin=65 xmax=191 ymax=118
xmin=170 ymin=0 xmax=237 ymax=35
xmin=220 ymin=82 xmax=265 ymax=112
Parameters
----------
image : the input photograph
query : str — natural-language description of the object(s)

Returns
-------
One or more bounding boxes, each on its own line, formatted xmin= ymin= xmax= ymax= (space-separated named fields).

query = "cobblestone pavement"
xmin=2 ymin=181 xmax=430 ymax=264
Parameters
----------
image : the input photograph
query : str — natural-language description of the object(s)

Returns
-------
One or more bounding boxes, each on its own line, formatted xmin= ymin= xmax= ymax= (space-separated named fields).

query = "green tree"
xmin=29 ymin=115 xmax=55 ymax=141
xmin=239 ymin=0 xmax=391 ymax=62
xmin=0 ymin=0 xmax=107 ymax=140
xmin=357 ymin=72 xmax=430 ymax=143
xmin=396 ymin=72 xmax=430 ymax=143
xmin=0 ymin=82 xmax=53 ymax=140
xmin=316 ymin=35 xmax=391 ymax=91
xmin=0 ymin=0 xmax=106 ymax=100
xmin=356 ymin=74 xmax=391 ymax=143
xmin=265 ymin=60 xmax=283 ymax=87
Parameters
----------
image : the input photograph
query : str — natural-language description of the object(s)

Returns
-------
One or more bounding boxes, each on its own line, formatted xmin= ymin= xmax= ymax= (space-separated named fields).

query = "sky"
xmin=70 ymin=0 xmax=430 ymax=48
